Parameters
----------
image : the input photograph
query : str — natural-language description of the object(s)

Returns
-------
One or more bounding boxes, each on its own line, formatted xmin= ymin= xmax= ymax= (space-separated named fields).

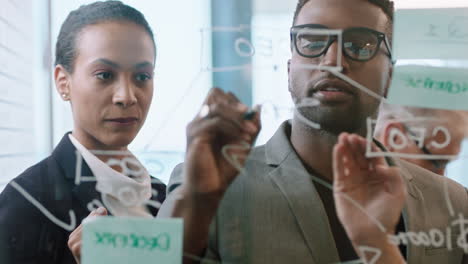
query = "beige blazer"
xmin=163 ymin=122 xmax=468 ymax=264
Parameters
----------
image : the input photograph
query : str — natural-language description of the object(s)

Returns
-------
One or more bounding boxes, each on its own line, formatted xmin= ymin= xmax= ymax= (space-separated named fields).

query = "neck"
xmin=290 ymin=117 xmax=367 ymax=182
xmin=290 ymin=118 xmax=336 ymax=181
xmin=71 ymin=131 xmax=133 ymax=172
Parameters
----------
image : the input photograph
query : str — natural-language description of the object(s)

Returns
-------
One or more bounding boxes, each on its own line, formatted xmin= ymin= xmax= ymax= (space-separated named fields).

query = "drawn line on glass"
xmin=10 ymin=180 xmax=77 ymax=231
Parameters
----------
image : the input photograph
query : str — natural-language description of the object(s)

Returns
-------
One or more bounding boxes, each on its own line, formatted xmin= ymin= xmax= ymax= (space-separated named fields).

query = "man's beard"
xmin=295 ymin=103 xmax=366 ymax=135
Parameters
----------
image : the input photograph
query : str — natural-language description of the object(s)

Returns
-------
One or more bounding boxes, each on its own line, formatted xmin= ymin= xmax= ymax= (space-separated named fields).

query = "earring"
xmin=62 ymin=93 xmax=69 ymax=100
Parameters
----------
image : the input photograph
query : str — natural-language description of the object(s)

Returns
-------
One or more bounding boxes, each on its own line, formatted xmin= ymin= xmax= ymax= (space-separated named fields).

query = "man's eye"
xmin=96 ymin=72 xmax=113 ymax=80
xmin=303 ymin=40 xmax=327 ymax=50
xmin=135 ymin=73 xmax=152 ymax=82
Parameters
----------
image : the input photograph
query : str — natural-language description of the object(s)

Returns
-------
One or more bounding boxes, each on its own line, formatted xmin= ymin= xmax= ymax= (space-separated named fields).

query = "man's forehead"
xmin=295 ymin=0 xmax=388 ymax=33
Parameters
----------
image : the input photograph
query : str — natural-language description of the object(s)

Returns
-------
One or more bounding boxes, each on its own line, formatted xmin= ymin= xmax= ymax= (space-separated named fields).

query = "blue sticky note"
xmin=82 ymin=217 xmax=183 ymax=264
xmin=388 ymin=65 xmax=468 ymax=110
xmin=394 ymin=8 xmax=468 ymax=60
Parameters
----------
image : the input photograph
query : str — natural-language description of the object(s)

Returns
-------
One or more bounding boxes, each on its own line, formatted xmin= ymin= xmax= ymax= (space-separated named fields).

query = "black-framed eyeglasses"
xmin=290 ymin=24 xmax=393 ymax=62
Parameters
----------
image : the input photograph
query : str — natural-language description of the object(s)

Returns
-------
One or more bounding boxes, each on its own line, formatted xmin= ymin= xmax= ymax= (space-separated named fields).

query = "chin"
xmin=298 ymin=106 xmax=363 ymax=135
xmin=100 ymin=131 xmax=137 ymax=150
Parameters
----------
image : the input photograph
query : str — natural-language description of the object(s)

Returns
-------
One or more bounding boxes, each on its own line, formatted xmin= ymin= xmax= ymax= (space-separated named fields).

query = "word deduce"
xmin=405 ymin=76 xmax=468 ymax=95
xmin=94 ymin=231 xmax=171 ymax=251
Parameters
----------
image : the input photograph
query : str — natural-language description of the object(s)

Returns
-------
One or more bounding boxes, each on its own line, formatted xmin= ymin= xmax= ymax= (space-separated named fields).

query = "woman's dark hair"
xmin=55 ymin=1 xmax=156 ymax=73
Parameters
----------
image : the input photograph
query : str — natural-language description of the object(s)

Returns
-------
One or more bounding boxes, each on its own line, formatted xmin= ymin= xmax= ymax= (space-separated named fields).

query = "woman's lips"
xmin=105 ymin=117 xmax=138 ymax=126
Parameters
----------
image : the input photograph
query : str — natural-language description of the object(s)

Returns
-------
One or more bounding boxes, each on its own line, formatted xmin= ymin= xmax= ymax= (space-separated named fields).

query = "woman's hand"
xmin=68 ymin=207 xmax=108 ymax=264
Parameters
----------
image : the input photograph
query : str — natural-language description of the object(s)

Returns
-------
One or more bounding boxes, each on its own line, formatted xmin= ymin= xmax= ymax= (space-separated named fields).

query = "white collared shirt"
xmin=69 ymin=134 xmax=153 ymax=218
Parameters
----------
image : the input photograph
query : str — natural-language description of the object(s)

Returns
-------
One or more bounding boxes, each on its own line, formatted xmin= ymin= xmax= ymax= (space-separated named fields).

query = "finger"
xmin=208 ymin=102 xmax=245 ymax=127
xmin=333 ymin=138 xmax=348 ymax=186
xmin=68 ymin=226 xmax=82 ymax=252
xmin=95 ymin=207 xmax=107 ymax=216
xmin=196 ymin=88 xmax=228 ymax=120
xmin=226 ymin=92 xmax=240 ymax=104
xmin=340 ymin=133 xmax=372 ymax=185
xmin=206 ymin=87 xmax=243 ymax=108
xmin=70 ymin=241 xmax=82 ymax=258
xmin=369 ymin=142 xmax=387 ymax=168
xmin=202 ymin=102 xmax=256 ymax=135
xmin=349 ymin=136 xmax=386 ymax=170
xmin=203 ymin=87 xmax=227 ymax=105
xmin=340 ymin=133 xmax=359 ymax=172
xmin=375 ymin=165 xmax=406 ymax=196
xmin=189 ymin=117 xmax=247 ymax=142
xmin=334 ymin=133 xmax=355 ymax=180
xmin=70 ymin=224 xmax=83 ymax=238
xmin=347 ymin=134 xmax=369 ymax=170
xmin=245 ymin=105 xmax=262 ymax=145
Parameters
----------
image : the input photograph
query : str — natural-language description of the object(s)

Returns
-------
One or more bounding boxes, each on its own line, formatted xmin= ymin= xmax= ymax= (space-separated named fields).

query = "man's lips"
xmin=309 ymin=79 xmax=355 ymax=96
xmin=308 ymin=79 xmax=355 ymax=103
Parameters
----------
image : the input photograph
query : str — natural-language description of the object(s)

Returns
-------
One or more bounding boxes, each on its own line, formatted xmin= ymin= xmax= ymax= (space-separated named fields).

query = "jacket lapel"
xmin=53 ymin=133 xmax=104 ymax=217
xmin=396 ymin=158 xmax=426 ymax=263
xmin=265 ymin=122 xmax=340 ymax=263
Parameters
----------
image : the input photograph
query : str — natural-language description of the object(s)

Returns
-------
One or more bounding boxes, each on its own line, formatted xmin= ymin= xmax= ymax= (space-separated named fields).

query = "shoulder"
xmin=0 ymin=157 xmax=69 ymax=259
xmin=0 ymin=153 xmax=72 ymax=223
xmin=0 ymin=157 xmax=54 ymax=204
xmin=400 ymin=159 xmax=465 ymax=193
xmin=398 ymin=159 xmax=468 ymax=210
xmin=166 ymin=144 xmax=270 ymax=194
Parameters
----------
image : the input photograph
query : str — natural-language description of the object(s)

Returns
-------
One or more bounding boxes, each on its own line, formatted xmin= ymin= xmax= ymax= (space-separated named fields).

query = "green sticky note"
xmin=82 ymin=217 xmax=183 ymax=264
xmin=394 ymin=8 xmax=468 ymax=60
xmin=388 ymin=65 xmax=468 ymax=110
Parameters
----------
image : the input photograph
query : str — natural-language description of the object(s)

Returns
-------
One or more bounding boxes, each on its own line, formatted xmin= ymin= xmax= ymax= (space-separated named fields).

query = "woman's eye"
xmin=135 ymin=73 xmax=152 ymax=82
xmin=95 ymin=72 xmax=113 ymax=80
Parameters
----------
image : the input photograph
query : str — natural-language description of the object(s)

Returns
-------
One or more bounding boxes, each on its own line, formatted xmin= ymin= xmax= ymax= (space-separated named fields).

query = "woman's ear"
xmin=54 ymin=65 xmax=71 ymax=101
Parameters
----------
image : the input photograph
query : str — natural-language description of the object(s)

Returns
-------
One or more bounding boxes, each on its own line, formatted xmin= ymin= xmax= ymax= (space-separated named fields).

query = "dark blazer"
xmin=0 ymin=133 xmax=166 ymax=264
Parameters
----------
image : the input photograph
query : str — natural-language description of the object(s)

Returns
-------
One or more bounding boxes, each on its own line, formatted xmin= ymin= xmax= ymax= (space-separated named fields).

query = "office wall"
xmin=0 ymin=0 xmax=47 ymax=190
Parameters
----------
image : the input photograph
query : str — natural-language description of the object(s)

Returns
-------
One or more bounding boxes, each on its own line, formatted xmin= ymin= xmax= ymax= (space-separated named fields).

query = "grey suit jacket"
xmin=165 ymin=122 xmax=468 ymax=264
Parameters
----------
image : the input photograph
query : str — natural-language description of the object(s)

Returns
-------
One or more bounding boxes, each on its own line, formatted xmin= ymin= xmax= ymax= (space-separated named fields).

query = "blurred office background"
xmin=1 ymin=0 xmax=468 ymax=188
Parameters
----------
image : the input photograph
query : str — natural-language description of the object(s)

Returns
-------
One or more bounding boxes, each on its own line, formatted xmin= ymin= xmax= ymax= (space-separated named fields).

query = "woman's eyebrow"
xmin=91 ymin=59 xmax=153 ymax=69
xmin=92 ymin=58 xmax=121 ymax=69
xmin=134 ymin=61 xmax=154 ymax=69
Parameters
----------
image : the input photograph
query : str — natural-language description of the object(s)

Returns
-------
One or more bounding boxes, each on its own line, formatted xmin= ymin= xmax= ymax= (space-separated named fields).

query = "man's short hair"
xmin=292 ymin=0 xmax=394 ymax=39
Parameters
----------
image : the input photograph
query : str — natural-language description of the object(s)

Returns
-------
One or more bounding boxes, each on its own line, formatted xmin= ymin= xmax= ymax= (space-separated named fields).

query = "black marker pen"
xmin=242 ymin=105 xmax=261 ymax=120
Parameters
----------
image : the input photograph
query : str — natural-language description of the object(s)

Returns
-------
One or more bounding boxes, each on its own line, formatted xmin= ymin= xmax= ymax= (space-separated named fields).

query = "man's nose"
xmin=319 ymin=40 xmax=350 ymax=73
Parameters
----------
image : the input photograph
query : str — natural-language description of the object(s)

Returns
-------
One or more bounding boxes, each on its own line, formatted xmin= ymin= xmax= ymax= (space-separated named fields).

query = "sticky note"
xmin=387 ymin=65 xmax=468 ymax=110
xmin=82 ymin=217 xmax=183 ymax=264
xmin=393 ymin=8 xmax=468 ymax=60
